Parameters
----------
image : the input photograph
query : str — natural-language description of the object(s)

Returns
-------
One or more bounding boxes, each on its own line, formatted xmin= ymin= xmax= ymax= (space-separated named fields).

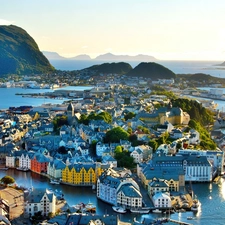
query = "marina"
xmin=2 ymin=168 xmax=223 ymax=224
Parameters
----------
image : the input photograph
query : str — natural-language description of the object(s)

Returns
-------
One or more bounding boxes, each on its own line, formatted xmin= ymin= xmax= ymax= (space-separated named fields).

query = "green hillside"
xmin=127 ymin=62 xmax=176 ymax=80
xmin=85 ymin=62 xmax=132 ymax=75
xmin=0 ymin=25 xmax=54 ymax=75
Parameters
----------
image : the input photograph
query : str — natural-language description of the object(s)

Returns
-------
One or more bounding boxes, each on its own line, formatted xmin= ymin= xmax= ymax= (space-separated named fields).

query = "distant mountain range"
xmin=216 ymin=61 xmax=225 ymax=66
xmin=42 ymin=51 xmax=157 ymax=62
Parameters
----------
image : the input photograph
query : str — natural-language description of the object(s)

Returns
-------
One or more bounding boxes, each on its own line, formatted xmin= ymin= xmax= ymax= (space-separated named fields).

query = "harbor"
xmin=1 ymin=168 xmax=225 ymax=224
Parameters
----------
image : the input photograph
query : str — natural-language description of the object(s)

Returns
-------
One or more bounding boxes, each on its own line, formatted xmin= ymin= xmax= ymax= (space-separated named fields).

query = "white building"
xmin=19 ymin=153 xmax=33 ymax=169
xmin=97 ymin=168 xmax=142 ymax=208
xmin=24 ymin=189 xmax=56 ymax=217
xmin=5 ymin=155 xmax=15 ymax=168
xmin=47 ymin=159 xmax=66 ymax=179
xmin=117 ymin=183 xmax=142 ymax=208
xmin=148 ymin=179 xmax=170 ymax=197
xmin=189 ymin=129 xmax=200 ymax=145
xmin=130 ymin=148 xmax=143 ymax=163
xmin=152 ymin=192 xmax=171 ymax=208
xmin=178 ymin=149 xmax=224 ymax=175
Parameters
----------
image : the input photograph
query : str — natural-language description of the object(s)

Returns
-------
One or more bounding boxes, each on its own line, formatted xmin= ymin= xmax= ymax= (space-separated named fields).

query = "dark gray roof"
xmin=65 ymin=214 xmax=117 ymax=225
xmin=118 ymin=183 xmax=142 ymax=198
xmin=25 ymin=188 xmax=54 ymax=203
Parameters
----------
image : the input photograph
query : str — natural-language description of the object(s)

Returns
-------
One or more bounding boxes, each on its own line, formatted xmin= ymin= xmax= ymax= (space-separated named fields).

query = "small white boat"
xmin=0 ymin=167 xmax=8 ymax=170
xmin=50 ymin=179 xmax=60 ymax=185
xmin=16 ymin=167 xmax=29 ymax=172
xmin=152 ymin=209 xmax=162 ymax=213
xmin=191 ymin=199 xmax=200 ymax=212
xmin=130 ymin=207 xmax=150 ymax=214
xmin=112 ymin=206 xmax=127 ymax=214
xmin=187 ymin=216 xmax=193 ymax=220
xmin=73 ymin=202 xmax=85 ymax=211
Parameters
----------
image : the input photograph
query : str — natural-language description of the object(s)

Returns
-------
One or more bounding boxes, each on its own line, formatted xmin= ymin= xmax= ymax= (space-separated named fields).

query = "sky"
xmin=0 ymin=0 xmax=225 ymax=61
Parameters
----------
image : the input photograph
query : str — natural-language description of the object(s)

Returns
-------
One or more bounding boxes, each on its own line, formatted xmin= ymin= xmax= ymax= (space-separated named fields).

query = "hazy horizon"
xmin=43 ymin=51 xmax=223 ymax=62
xmin=1 ymin=0 xmax=225 ymax=61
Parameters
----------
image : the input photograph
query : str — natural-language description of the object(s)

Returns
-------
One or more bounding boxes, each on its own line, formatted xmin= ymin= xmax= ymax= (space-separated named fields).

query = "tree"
xmin=79 ymin=111 xmax=112 ymax=124
xmin=1 ymin=176 xmax=15 ymax=186
xmin=171 ymin=98 xmax=214 ymax=126
xmin=21 ymin=142 xmax=26 ymax=149
xmin=176 ymin=142 xmax=182 ymax=150
xmin=104 ymin=127 xmax=129 ymax=143
xmin=114 ymin=150 xmax=135 ymax=169
xmin=129 ymin=134 xmax=137 ymax=142
xmin=58 ymin=146 xmax=67 ymax=154
xmin=148 ymin=140 xmax=158 ymax=151
xmin=52 ymin=115 xmax=68 ymax=133
xmin=90 ymin=140 xmax=97 ymax=156
xmin=79 ymin=114 xmax=89 ymax=125
xmin=115 ymin=146 xmax=123 ymax=154
xmin=124 ymin=112 xmax=136 ymax=121
xmin=127 ymin=127 xmax=132 ymax=134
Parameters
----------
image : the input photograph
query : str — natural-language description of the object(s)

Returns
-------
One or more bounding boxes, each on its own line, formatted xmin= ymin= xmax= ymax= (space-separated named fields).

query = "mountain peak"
xmin=0 ymin=25 xmax=54 ymax=75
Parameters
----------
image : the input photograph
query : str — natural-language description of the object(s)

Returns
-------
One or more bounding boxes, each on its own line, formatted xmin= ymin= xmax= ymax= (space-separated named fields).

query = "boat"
xmin=152 ymin=209 xmax=162 ymax=213
xmin=84 ymin=201 xmax=96 ymax=213
xmin=191 ymin=199 xmax=200 ymax=212
xmin=130 ymin=207 xmax=150 ymax=214
xmin=16 ymin=167 xmax=29 ymax=172
xmin=73 ymin=202 xmax=85 ymax=211
xmin=50 ymin=179 xmax=60 ymax=185
xmin=187 ymin=216 xmax=193 ymax=220
xmin=112 ymin=206 xmax=127 ymax=214
xmin=0 ymin=167 xmax=8 ymax=170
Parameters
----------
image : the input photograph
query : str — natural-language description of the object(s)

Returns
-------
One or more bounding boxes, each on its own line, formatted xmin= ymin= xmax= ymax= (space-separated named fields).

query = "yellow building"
xmin=62 ymin=163 xmax=104 ymax=186
xmin=137 ymin=106 xmax=190 ymax=125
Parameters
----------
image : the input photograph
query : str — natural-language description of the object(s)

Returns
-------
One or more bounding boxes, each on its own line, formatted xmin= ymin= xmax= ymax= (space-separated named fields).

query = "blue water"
xmin=49 ymin=59 xmax=225 ymax=78
xmin=0 ymin=86 xmax=92 ymax=110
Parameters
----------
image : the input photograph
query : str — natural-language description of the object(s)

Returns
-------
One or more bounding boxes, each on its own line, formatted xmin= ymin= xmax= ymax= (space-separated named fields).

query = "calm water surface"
xmin=0 ymin=86 xmax=92 ymax=110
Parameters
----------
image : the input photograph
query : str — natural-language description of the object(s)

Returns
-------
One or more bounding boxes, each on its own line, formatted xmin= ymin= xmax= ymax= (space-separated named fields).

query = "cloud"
xmin=0 ymin=19 xmax=14 ymax=25
xmin=81 ymin=46 xmax=88 ymax=49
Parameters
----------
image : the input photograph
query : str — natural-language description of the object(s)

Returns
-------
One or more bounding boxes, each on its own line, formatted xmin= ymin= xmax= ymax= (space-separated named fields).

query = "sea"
xmin=0 ymin=86 xmax=93 ymax=110
xmin=1 ymin=60 xmax=225 ymax=224
xmin=49 ymin=59 xmax=225 ymax=78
